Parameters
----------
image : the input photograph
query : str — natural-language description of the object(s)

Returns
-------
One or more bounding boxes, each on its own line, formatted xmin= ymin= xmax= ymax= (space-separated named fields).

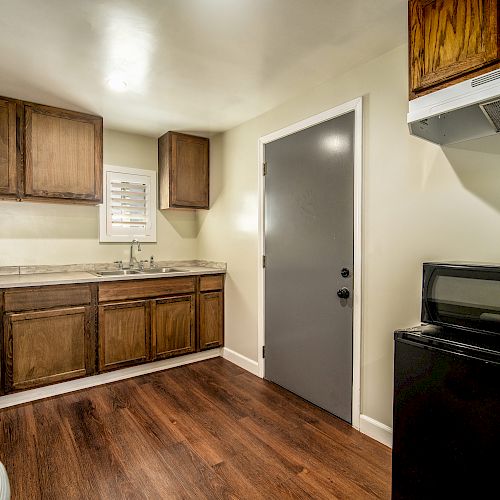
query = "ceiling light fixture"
xmin=106 ymin=77 xmax=128 ymax=92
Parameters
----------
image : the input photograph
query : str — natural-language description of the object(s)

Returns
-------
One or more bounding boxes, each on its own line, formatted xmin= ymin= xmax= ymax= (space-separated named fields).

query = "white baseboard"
xmin=222 ymin=347 xmax=259 ymax=376
xmin=359 ymin=414 xmax=393 ymax=448
xmin=0 ymin=349 xmax=222 ymax=410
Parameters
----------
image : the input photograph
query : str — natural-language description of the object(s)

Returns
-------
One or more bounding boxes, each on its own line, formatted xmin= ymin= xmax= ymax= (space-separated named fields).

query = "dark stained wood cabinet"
xmin=152 ymin=294 xmax=195 ymax=359
xmin=3 ymin=307 xmax=91 ymax=391
xmin=409 ymin=0 xmax=500 ymax=98
xmin=199 ymin=291 xmax=224 ymax=350
xmin=24 ymin=103 xmax=103 ymax=203
xmin=0 ymin=95 xmax=102 ymax=204
xmin=0 ymin=274 xmax=224 ymax=394
xmin=1 ymin=283 xmax=96 ymax=392
xmin=98 ymin=300 xmax=150 ymax=371
xmin=158 ymin=131 xmax=209 ymax=209
xmin=0 ymin=97 xmax=17 ymax=198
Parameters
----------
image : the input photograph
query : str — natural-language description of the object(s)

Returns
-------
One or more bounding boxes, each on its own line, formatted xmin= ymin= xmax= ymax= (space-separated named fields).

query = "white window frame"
xmin=99 ymin=165 xmax=157 ymax=243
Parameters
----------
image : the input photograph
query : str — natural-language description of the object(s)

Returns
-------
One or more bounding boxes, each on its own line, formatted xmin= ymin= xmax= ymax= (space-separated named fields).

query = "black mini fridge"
xmin=392 ymin=263 xmax=500 ymax=499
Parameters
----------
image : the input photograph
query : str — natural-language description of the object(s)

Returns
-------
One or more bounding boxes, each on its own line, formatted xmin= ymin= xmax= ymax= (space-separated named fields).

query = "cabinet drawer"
xmin=98 ymin=277 xmax=196 ymax=302
xmin=3 ymin=284 xmax=92 ymax=312
xmin=4 ymin=307 xmax=90 ymax=391
xmin=199 ymin=274 xmax=224 ymax=292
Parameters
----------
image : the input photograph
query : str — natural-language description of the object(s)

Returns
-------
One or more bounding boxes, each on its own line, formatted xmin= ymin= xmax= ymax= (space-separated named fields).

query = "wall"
xmin=198 ymin=44 xmax=500 ymax=428
xmin=0 ymin=129 xmax=198 ymax=266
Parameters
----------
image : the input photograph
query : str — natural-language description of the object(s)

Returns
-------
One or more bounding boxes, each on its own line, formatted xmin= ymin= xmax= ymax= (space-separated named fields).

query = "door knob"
xmin=337 ymin=287 xmax=350 ymax=299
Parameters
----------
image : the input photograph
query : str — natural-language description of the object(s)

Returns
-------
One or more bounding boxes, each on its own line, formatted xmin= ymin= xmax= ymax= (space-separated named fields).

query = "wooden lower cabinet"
xmin=152 ymin=295 xmax=195 ymax=359
xmin=98 ymin=300 xmax=150 ymax=372
xmin=199 ymin=291 xmax=224 ymax=350
xmin=0 ymin=275 xmax=225 ymax=394
xmin=3 ymin=306 xmax=92 ymax=391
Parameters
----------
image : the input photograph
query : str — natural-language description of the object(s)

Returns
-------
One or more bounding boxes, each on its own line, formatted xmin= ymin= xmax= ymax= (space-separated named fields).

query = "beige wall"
xmin=197 ymin=44 xmax=500 ymax=427
xmin=0 ymin=129 xmax=198 ymax=266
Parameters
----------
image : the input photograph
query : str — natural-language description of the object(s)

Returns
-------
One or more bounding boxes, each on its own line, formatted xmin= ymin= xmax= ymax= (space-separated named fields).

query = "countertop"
xmin=0 ymin=264 xmax=225 ymax=289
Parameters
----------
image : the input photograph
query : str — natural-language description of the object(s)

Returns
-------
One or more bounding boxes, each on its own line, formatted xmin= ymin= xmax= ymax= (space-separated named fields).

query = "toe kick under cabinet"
xmin=0 ymin=274 xmax=224 ymax=394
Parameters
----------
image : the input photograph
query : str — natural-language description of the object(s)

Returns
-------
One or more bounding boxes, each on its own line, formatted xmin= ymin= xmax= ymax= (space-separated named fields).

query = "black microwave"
xmin=422 ymin=262 xmax=500 ymax=336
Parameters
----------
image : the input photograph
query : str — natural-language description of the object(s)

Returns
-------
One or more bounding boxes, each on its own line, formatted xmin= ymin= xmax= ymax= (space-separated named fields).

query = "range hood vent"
xmin=480 ymin=99 xmax=500 ymax=132
xmin=408 ymin=68 xmax=500 ymax=145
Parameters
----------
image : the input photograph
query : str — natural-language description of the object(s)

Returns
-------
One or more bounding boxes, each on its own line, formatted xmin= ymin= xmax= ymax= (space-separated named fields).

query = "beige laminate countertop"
xmin=0 ymin=266 xmax=225 ymax=289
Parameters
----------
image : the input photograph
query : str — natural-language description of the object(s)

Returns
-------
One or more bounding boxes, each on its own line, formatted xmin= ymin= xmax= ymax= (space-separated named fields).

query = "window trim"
xmin=99 ymin=164 xmax=157 ymax=243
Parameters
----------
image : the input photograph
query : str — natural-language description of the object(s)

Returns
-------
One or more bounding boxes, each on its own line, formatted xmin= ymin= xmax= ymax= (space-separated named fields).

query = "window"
xmin=99 ymin=165 xmax=157 ymax=242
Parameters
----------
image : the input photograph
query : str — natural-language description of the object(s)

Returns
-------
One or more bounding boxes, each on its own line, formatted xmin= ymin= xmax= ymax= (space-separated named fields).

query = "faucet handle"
xmin=114 ymin=260 xmax=123 ymax=270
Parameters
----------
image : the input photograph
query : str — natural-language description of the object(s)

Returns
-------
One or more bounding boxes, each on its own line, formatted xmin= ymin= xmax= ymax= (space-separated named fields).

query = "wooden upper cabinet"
xmin=0 ymin=97 xmax=17 ymax=198
xmin=23 ymin=103 xmax=103 ymax=203
xmin=409 ymin=0 xmax=500 ymax=98
xmin=158 ymin=131 xmax=209 ymax=209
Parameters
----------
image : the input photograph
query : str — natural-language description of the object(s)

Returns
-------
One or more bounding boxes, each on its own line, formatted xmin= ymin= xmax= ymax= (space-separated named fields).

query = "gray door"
xmin=264 ymin=112 xmax=354 ymax=423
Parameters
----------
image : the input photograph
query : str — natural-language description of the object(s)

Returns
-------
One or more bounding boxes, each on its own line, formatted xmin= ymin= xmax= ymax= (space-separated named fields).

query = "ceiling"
xmin=0 ymin=0 xmax=406 ymax=137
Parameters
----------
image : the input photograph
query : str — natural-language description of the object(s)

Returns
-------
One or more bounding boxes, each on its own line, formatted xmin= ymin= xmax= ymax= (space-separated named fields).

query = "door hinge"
xmin=262 ymin=346 xmax=265 ymax=358
xmin=263 ymin=161 xmax=267 ymax=176
xmin=262 ymin=255 xmax=266 ymax=268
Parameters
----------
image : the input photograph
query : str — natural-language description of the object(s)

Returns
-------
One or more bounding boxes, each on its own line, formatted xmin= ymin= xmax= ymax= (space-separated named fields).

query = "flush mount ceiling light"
xmin=106 ymin=77 xmax=128 ymax=92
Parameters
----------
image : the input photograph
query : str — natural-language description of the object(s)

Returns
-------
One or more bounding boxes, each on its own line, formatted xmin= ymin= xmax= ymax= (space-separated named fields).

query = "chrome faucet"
xmin=129 ymin=239 xmax=142 ymax=268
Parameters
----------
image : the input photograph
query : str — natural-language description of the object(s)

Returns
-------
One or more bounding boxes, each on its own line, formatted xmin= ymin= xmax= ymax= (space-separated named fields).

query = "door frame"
xmin=257 ymin=97 xmax=363 ymax=430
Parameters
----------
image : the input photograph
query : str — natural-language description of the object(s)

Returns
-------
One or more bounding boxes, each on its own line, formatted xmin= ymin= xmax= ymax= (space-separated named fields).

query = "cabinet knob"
xmin=337 ymin=287 xmax=350 ymax=299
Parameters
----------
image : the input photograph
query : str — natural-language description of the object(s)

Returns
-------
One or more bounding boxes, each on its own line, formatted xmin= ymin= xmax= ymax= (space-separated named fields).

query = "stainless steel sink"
xmin=141 ymin=267 xmax=186 ymax=274
xmin=93 ymin=269 xmax=143 ymax=277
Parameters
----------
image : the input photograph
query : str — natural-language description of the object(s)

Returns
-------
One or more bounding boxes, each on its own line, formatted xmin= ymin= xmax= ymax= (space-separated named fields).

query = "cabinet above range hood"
xmin=408 ymin=68 xmax=500 ymax=145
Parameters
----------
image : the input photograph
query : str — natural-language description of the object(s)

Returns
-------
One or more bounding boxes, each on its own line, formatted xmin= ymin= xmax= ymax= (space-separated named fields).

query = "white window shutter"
xmin=99 ymin=165 xmax=157 ymax=242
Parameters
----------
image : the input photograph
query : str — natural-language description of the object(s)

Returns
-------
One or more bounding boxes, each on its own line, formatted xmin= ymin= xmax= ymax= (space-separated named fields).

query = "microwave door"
xmin=424 ymin=271 xmax=500 ymax=334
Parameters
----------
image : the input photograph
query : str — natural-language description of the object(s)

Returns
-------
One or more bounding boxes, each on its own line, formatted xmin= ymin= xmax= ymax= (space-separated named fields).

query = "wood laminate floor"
xmin=0 ymin=358 xmax=391 ymax=499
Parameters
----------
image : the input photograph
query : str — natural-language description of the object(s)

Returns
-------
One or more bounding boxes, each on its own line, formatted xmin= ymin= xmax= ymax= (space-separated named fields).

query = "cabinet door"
xmin=24 ymin=103 xmax=103 ymax=203
xmin=152 ymin=295 xmax=195 ymax=360
xmin=158 ymin=131 xmax=209 ymax=209
xmin=98 ymin=300 xmax=150 ymax=371
xmin=0 ymin=97 xmax=17 ymax=197
xmin=409 ymin=0 xmax=500 ymax=97
xmin=3 ymin=307 xmax=91 ymax=391
xmin=199 ymin=291 xmax=224 ymax=350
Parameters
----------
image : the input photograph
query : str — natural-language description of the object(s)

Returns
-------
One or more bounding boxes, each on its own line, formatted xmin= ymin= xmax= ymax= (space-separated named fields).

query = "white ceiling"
xmin=0 ymin=0 xmax=406 ymax=137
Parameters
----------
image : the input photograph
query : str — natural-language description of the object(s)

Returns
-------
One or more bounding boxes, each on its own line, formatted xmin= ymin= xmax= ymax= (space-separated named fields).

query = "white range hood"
xmin=408 ymin=68 xmax=500 ymax=145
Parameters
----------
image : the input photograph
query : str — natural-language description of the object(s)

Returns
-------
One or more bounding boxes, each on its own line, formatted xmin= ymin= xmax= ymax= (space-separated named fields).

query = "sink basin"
xmin=94 ymin=269 xmax=143 ymax=277
xmin=141 ymin=267 xmax=186 ymax=274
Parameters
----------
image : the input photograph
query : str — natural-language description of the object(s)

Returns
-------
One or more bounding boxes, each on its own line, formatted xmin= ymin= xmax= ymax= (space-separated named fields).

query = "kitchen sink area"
xmin=93 ymin=269 xmax=143 ymax=276
xmin=0 ymin=260 xmax=226 ymax=289
xmin=91 ymin=267 xmax=188 ymax=277
xmin=141 ymin=267 xmax=186 ymax=274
